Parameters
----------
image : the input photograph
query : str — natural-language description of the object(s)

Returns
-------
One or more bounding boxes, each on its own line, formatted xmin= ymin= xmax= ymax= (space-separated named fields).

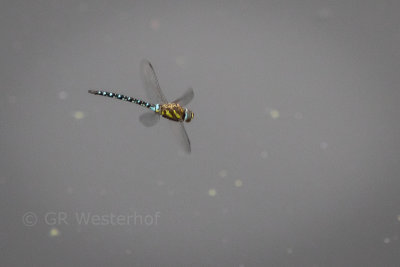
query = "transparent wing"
xmin=179 ymin=123 xmax=191 ymax=153
xmin=169 ymin=122 xmax=191 ymax=154
xmin=139 ymin=112 xmax=160 ymax=127
xmin=140 ymin=60 xmax=191 ymax=153
xmin=140 ymin=59 xmax=168 ymax=104
xmin=172 ymin=88 xmax=194 ymax=106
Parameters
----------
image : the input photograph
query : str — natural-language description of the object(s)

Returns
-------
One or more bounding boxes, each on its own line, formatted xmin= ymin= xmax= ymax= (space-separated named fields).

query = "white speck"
xmin=73 ymin=111 xmax=85 ymax=120
xmin=320 ymin=142 xmax=328 ymax=150
xmin=218 ymin=170 xmax=227 ymax=178
xmin=234 ymin=179 xmax=243 ymax=187
xmin=384 ymin=237 xmax=391 ymax=244
xmin=59 ymin=91 xmax=68 ymax=100
xmin=239 ymin=264 xmax=245 ymax=267
xmin=260 ymin=150 xmax=268 ymax=159
xmin=125 ymin=249 xmax=132 ymax=255
xmin=208 ymin=188 xmax=217 ymax=196
xmin=270 ymin=109 xmax=280 ymax=119
xmin=156 ymin=180 xmax=165 ymax=186
xmin=397 ymin=215 xmax=400 ymax=222
xmin=294 ymin=112 xmax=303 ymax=119
xmin=150 ymin=19 xmax=160 ymax=30
xmin=287 ymin=248 xmax=293 ymax=254
xmin=49 ymin=227 xmax=60 ymax=237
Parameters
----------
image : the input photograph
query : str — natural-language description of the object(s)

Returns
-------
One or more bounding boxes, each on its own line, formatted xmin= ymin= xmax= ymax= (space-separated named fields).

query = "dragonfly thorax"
xmin=160 ymin=103 xmax=193 ymax=123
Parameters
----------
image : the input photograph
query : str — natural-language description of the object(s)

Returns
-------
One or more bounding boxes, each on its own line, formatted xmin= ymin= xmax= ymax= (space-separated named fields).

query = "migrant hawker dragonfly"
xmin=88 ymin=60 xmax=194 ymax=153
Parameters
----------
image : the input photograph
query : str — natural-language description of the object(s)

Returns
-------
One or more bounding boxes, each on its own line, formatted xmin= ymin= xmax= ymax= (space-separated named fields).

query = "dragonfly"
xmin=88 ymin=60 xmax=194 ymax=153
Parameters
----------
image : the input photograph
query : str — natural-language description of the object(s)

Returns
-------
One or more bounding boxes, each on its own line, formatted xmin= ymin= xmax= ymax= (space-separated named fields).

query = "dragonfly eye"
xmin=184 ymin=109 xmax=193 ymax=122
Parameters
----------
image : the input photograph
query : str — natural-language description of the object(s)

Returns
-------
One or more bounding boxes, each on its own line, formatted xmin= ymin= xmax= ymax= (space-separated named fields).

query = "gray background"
xmin=1 ymin=0 xmax=400 ymax=266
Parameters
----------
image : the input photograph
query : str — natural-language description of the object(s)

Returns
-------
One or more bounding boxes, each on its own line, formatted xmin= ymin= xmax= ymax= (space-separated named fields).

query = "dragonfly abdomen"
xmin=88 ymin=90 xmax=154 ymax=110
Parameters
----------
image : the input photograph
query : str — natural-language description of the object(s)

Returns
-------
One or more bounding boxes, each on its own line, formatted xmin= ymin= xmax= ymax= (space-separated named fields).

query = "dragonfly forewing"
xmin=140 ymin=59 xmax=168 ymax=104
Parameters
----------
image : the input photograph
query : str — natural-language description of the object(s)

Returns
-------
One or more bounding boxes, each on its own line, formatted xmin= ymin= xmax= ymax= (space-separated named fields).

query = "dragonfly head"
xmin=184 ymin=109 xmax=194 ymax=122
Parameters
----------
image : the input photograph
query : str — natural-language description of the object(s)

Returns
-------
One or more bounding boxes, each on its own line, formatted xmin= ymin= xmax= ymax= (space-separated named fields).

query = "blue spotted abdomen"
xmin=88 ymin=90 xmax=154 ymax=110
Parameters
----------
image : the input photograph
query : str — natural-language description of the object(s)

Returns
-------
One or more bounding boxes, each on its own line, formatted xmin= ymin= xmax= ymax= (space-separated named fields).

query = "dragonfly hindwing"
xmin=139 ymin=112 xmax=160 ymax=127
xmin=172 ymin=88 xmax=194 ymax=106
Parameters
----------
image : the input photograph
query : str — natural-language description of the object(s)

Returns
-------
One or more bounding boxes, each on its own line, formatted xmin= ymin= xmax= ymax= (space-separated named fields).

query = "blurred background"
xmin=1 ymin=0 xmax=400 ymax=266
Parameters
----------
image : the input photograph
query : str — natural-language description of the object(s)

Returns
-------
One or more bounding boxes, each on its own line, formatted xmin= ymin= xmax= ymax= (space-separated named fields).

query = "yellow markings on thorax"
xmin=161 ymin=103 xmax=185 ymax=121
